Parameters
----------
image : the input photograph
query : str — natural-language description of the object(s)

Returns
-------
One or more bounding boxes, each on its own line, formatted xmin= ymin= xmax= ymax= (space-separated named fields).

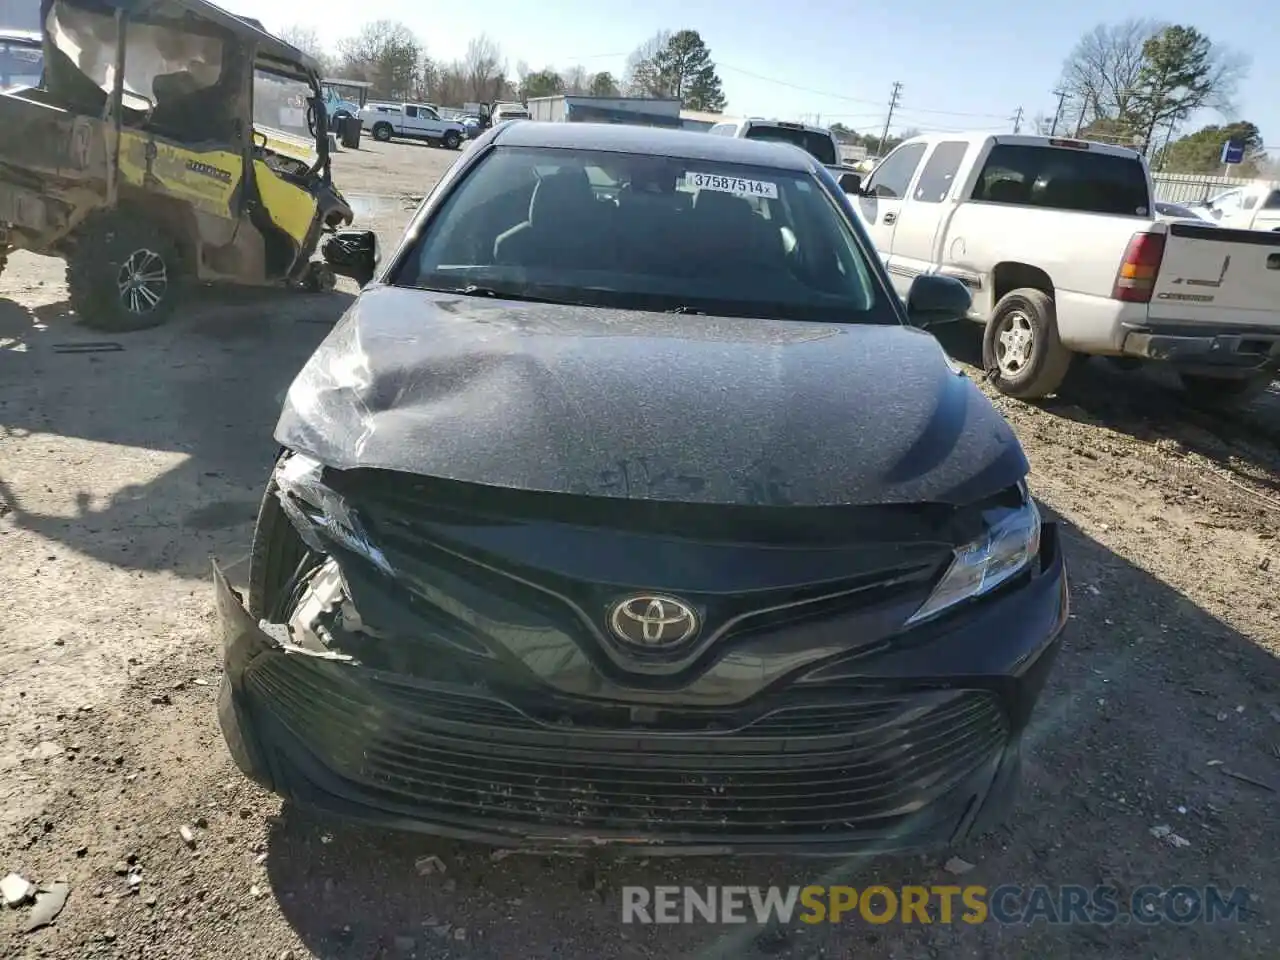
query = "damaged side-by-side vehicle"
xmin=0 ymin=0 xmax=353 ymax=331
xmin=216 ymin=122 xmax=1069 ymax=855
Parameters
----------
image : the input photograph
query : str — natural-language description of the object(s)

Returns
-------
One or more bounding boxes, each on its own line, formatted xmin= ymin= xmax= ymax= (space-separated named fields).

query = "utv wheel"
xmin=372 ymin=122 xmax=393 ymax=142
xmin=1180 ymin=371 xmax=1274 ymax=409
xmin=66 ymin=215 xmax=180 ymax=332
xmin=443 ymin=130 xmax=461 ymax=150
xmin=982 ymin=288 xmax=1075 ymax=400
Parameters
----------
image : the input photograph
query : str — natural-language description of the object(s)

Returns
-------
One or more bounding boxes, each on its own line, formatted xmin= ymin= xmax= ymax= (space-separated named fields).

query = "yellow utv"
xmin=0 ymin=0 xmax=353 ymax=331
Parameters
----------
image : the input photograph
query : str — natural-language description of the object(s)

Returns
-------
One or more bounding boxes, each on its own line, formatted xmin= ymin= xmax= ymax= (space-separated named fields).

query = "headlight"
xmin=275 ymin=453 xmax=394 ymax=576
xmin=905 ymin=488 xmax=1041 ymax=626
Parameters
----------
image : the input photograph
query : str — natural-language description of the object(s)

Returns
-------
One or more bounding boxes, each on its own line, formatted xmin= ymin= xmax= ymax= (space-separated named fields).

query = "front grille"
xmin=370 ymin=673 xmax=908 ymax=736
xmin=247 ymin=656 xmax=1009 ymax=837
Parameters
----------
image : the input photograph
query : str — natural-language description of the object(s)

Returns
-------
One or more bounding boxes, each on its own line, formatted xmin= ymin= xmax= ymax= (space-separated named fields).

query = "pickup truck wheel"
xmin=443 ymin=130 xmax=461 ymax=150
xmin=983 ymin=288 xmax=1074 ymax=400
xmin=371 ymin=122 xmax=393 ymax=142
xmin=1179 ymin=372 xmax=1274 ymax=409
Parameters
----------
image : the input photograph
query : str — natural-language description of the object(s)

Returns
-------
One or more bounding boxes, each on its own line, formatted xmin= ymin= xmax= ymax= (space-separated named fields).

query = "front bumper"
xmin=214 ymin=524 xmax=1068 ymax=856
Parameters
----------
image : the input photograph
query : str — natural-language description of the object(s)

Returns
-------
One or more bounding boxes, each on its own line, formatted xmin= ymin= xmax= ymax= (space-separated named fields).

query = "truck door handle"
xmin=883 ymin=212 xmax=897 ymax=225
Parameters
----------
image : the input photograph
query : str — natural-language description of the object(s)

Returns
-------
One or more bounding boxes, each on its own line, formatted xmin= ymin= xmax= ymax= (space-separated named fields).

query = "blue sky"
xmin=250 ymin=0 xmax=1279 ymax=149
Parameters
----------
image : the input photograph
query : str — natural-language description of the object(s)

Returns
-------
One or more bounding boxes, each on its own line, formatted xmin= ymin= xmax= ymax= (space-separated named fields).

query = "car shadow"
xmin=261 ymin=512 xmax=1280 ymax=959
xmin=0 ymin=287 xmax=355 ymax=580
xmin=929 ymin=323 xmax=1280 ymax=495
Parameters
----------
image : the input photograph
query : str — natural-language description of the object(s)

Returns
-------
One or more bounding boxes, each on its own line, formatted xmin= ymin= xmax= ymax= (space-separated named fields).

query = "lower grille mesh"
xmin=247 ymin=656 xmax=1008 ymax=836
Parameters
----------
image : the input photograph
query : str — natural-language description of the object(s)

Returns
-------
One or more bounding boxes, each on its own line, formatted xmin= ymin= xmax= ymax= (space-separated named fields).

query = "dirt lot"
xmin=2 ymin=136 xmax=1279 ymax=960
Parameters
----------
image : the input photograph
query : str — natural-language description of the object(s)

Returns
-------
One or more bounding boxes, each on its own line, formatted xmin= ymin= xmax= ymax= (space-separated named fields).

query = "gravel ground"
xmin=2 ymin=137 xmax=1279 ymax=959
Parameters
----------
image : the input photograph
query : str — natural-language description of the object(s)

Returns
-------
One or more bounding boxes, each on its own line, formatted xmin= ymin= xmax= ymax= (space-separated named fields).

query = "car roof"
xmin=493 ymin=121 xmax=818 ymax=171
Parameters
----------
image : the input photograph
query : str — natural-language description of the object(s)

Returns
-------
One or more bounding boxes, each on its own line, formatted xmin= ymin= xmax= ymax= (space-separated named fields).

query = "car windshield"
xmin=0 ymin=38 xmax=42 ymax=90
xmin=743 ymin=125 xmax=838 ymax=166
xmin=395 ymin=145 xmax=886 ymax=323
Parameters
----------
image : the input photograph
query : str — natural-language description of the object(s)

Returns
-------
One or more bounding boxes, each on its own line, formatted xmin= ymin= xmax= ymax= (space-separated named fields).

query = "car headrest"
xmin=529 ymin=168 xmax=596 ymax=226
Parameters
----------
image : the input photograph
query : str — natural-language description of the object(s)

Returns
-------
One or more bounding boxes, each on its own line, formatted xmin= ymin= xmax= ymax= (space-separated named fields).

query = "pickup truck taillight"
xmin=1112 ymin=231 xmax=1166 ymax=303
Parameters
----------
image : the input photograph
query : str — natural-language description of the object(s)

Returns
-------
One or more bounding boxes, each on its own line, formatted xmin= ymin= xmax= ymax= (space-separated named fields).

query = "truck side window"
xmin=405 ymin=105 xmax=419 ymax=118
xmin=709 ymin=123 xmax=737 ymax=136
xmin=862 ymin=143 xmax=927 ymax=200
xmin=912 ymin=141 xmax=968 ymax=203
xmin=1266 ymin=190 xmax=1280 ymax=210
xmin=1241 ymin=194 xmax=1258 ymax=210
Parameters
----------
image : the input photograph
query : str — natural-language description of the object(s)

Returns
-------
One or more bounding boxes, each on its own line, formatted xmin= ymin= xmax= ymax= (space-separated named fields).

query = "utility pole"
xmin=877 ymin=81 xmax=902 ymax=156
xmin=1011 ymin=106 xmax=1023 ymax=134
xmin=1049 ymin=88 xmax=1068 ymax=136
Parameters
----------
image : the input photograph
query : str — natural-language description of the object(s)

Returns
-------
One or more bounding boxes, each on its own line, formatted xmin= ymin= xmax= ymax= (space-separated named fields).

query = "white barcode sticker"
xmin=682 ymin=171 xmax=778 ymax=199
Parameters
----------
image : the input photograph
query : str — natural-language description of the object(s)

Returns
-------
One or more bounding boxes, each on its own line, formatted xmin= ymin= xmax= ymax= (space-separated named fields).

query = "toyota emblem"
xmin=608 ymin=595 xmax=699 ymax=647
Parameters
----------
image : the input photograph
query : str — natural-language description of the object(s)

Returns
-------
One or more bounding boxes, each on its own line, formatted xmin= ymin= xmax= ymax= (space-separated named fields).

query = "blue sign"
xmin=1221 ymin=140 xmax=1245 ymax=164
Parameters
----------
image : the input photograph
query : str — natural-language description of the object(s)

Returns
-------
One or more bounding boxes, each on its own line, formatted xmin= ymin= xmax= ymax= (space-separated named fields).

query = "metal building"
xmin=526 ymin=95 xmax=685 ymax=128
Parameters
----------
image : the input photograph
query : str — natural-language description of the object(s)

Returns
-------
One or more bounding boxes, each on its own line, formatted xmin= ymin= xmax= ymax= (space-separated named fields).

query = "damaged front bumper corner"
xmin=212 ymin=560 xmax=354 ymax=796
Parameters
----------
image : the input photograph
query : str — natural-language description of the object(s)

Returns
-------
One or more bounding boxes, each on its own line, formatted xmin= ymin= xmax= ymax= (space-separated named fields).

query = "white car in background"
xmin=1153 ymin=200 xmax=1215 ymax=224
xmin=1194 ymin=182 xmax=1280 ymax=231
xmin=490 ymin=102 xmax=530 ymax=124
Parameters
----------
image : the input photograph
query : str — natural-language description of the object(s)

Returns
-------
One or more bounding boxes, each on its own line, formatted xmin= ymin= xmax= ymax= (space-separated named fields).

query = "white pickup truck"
xmin=362 ymin=102 xmax=466 ymax=150
xmin=842 ymin=133 xmax=1280 ymax=405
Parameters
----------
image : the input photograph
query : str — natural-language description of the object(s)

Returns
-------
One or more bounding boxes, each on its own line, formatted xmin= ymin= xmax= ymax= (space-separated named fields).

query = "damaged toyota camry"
xmin=214 ymin=122 xmax=1069 ymax=855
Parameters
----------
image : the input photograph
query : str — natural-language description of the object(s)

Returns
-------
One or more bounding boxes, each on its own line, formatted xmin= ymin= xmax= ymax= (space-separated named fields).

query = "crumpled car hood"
xmin=275 ymin=286 xmax=1028 ymax=506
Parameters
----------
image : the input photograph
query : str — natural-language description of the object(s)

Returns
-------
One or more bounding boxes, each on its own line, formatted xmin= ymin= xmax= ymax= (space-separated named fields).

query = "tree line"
xmin=1047 ymin=19 xmax=1267 ymax=176
xmin=277 ymin=23 xmax=727 ymax=113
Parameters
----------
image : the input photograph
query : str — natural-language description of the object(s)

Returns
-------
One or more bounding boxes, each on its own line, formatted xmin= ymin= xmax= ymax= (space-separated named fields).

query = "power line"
xmin=1011 ymin=106 xmax=1024 ymax=134
xmin=878 ymin=81 xmax=902 ymax=156
xmin=714 ymin=62 xmax=1011 ymax=119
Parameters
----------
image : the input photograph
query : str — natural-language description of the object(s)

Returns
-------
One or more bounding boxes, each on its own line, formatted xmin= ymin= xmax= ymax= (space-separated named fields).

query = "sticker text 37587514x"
xmin=682 ymin=172 xmax=779 ymax=200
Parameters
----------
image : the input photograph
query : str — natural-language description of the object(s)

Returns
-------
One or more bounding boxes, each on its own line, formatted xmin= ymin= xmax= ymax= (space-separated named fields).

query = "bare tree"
xmin=462 ymin=34 xmax=507 ymax=102
xmin=337 ymin=21 xmax=422 ymax=99
xmin=561 ymin=65 xmax=589 ymax=95
xmin=277 ymin=25 xmax=324 ymax=59
xmin=624 ymin=31 xmax=672 ymax=97
xmin=1059 ymin=19 xmax=1164 ymax=128
xmin=277 ymin=24 xmax=332 ymax=73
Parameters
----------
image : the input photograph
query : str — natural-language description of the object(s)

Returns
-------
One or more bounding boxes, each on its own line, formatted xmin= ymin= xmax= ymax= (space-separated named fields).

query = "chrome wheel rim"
xmin=115 ymin=248 xmax=168 ymax=315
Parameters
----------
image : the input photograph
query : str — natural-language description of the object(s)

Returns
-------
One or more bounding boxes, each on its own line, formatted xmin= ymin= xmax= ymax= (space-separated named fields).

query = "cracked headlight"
xmin=906 ymin=486 xmax=1041 ymax=626
xmin=274 ymin=453 xmax=394 ymax=576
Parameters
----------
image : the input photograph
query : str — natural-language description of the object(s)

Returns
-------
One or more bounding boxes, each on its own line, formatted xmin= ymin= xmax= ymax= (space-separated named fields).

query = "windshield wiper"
xmin=420 ymin=284 xmax=559 ymax=304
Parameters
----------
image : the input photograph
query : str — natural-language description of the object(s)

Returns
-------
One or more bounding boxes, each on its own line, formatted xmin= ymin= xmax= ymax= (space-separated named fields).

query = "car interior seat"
xmin=690 ymin=189 xmax=786 ymax=276
xmin=493 ymin=167 xmax=614 ymax=269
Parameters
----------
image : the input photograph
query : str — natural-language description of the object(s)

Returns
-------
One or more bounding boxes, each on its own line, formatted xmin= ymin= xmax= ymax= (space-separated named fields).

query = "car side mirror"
xmin=838 ymin=172 xmax=862 ymax=195
xmin=321 ymin=229 xmax=380 ymax=288
xmin=905 ymin=274 xmax=971 ymax=329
